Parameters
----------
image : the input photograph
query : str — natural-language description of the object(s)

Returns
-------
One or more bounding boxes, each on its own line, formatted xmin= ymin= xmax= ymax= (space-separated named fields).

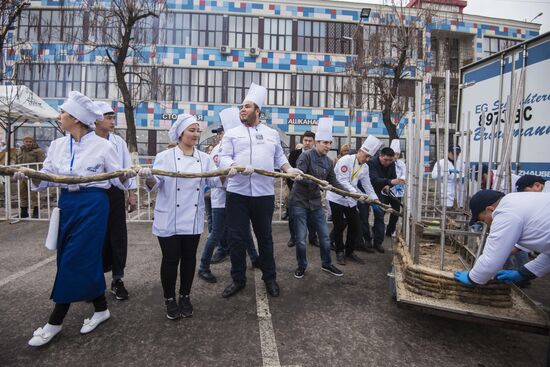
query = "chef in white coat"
xmin=390 ymin=139 xmax=406 ymax=198
xmin=219 ymin=83 xmax=302 ymax=299
xmin=431 ymin=144 xmax=463 ymax=208
xmin=326 ymin=135 xmax=382 ymax=265
xmin=454 ymin=190 xmax=550 ymax=286
xmin=139 ymin=114 xmax=221 ymax=320
xmin=16 ymin=91 xmax=134 ymax=347
xmin=94 ymin=101 xmax=136 ymax=301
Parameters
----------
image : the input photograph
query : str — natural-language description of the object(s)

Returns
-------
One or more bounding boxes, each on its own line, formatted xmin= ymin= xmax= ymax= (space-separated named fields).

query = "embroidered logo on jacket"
xmin=341 ymin=165 xmax=348 ymax=173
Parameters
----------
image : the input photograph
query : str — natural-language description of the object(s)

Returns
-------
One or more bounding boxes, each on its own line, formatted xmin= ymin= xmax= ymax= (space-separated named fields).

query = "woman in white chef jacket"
xmin=139 ymin=114 xmax=221 ymax=320
xmin=14 ymin=91 xmax=134 ymax=347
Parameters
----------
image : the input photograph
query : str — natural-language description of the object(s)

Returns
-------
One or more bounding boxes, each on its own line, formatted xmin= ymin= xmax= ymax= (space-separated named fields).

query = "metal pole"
xmin=476 ymin=112 xmax=486 ymax=192
xmin=463 ymin=112 xmax=472 ymax=209
xmin=514 ymin=44 xmax=528 ymax=175
xmin=440 ymin=70 xmax=451 ymax=270
xmin=488 ymin=56 xmax=505 ymax=189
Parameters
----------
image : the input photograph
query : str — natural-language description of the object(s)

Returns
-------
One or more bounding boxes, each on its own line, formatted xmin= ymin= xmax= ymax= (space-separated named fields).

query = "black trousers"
xmin=102 ymin=187 xmax=128 ymax=279
xmin=225 ymin=192 xmax=276 ymax=285
xmin=158 ymin=234 xmax=200 ymax=299
xmin=48 ymin=294 xmax=107 ymax=325
xmin=329 ymin=201 xmax=360 ymax=255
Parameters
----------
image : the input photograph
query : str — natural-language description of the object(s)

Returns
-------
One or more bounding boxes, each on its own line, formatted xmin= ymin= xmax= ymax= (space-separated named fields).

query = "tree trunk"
xmin=382 ymin=105 xmax=398 ymax=141
xmin=114 ymin=63 xmax=138 ymax=152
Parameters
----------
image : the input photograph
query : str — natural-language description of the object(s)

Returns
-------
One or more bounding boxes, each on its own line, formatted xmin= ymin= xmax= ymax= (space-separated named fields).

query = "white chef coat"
xmin=219 ymin=122 xmax=288 ymax=197
xmin=105 ymin=132 xmax=137 ymax=190
xmin=147 ymin=146 xmax=221 ymax=237
xmin=469 ymin=192 xmax=550 ymax=284
xmin=209 ymin=143 xmax=226 ymax=209
xmin=391 ymin=159 xmax=407 ymax=198
xmin=326 ymin=154 xmax=378 ymax=207
xmin=431 ymin=158 xmax=464 ymax=207
xmin=32 ymin=132 xmax=126 ymax=192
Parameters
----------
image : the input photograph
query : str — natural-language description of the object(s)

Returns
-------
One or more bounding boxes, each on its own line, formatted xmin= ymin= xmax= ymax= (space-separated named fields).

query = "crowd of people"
xmin=10 ymin=83 xmax=549 ymax=360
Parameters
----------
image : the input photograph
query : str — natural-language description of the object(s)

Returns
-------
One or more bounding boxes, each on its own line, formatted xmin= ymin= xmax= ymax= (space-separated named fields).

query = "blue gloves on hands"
xmin=495 ymin=270 xmax=524 ymax=284
xmin=454 ymin=271 xmax=473 ymax=286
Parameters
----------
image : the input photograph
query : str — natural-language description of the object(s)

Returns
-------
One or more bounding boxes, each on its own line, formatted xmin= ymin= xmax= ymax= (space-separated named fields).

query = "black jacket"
xmin=367 ymin=155 xmax=397 ymax=197
xmin=286 ymin=148 xmax=304 ymax=189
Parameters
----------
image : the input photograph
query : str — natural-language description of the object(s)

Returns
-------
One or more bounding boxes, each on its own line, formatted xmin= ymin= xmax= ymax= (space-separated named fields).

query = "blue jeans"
xmin=226 ymin=193 xmax=276 ymax=285
xmin=290 ymin=206 xmax=333 ymax=269
xmin=357 ymin=202 xmax=372 ymax=244
xmin=289 ymin=211 xmax=318 ymax=244
xmin=200 ymin=208 xmax=258 ymax=272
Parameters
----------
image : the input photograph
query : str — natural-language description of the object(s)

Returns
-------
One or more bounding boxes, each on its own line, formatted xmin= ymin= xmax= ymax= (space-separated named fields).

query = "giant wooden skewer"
xmin=0 ymin=165 xmax=401 ymax=216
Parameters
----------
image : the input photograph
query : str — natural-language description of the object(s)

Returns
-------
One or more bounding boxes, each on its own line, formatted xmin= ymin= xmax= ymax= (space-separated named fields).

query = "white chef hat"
xmin=360 ymin=135 xmax=383 ymax=156
xmin=59 ymin=91 xmax=104 ymax=127
xmin=315 ymin=117 xmax=333 ymax=142
xmin=390 ymin=139 xmax=401 ymax=153
xmin=243 ymin=83 xmax=267 ymax=110
xmin=219 ymin=107 xmax=242 ymax=131
xmin=94 ymin=101 xmax=115 ymax=116
xmin=168 ymin=113 xmax=198 ymax=142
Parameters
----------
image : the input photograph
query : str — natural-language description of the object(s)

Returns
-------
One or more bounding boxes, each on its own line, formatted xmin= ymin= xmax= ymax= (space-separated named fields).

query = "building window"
xmin=325 ymin=75 xmax=348 ymax=108
xmin=296 ymin=74 xmax=322 ymax=107
xmin=297 ymin=20 xmax=325 ymax=53
xmin=227 ymin=70 xmax=261 ymax=104
xmin=157 ymin=68 xmax=223 ymax=103
xmin=160 ymin=12 xmax=223 ymax=47
xmin=17 ymin=9 xmax=84 ymax=43
xmin=326 ymin=22 xmax=356 ymax=54
xmin=483 ymin=36 xmax=521 ymax=57
xmin=228 ymin=16 xmax=259 ymax=49
xmin=263 ymin=18 xmax=292 ymax=51
xmin=85 ymin=64 xmax=111 ymax=99
xmin=16 ymin=63 xmax=82 ymax=98
xmin=450 ymin=38 xmax=459 ymax=73
xmin=362 ymin=79 xmax=381 ymax=110
xmin=261 ymin=72 xmax=292 ymax=106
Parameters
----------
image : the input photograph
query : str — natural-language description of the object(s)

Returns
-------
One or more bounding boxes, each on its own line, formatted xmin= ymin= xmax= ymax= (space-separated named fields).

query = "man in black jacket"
xmin=367 ymin=147 xmax=405 ymax=252
xmin=286 ymin=131 xmax=318 ymax=248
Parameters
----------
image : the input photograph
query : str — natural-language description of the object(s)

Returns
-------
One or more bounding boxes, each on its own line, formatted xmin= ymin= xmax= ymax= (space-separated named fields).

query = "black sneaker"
xmin=309 ymin=238 xmax=320 ymax=247
xmin=336 ymin=252 xmax=346 ymax=265
xmin=179 ymin=295 xmax=193 ymax=318
xmin=251 ymin=257 xmax=261 ymax=269
xmin=346 ymin=253 xmax=365 ymax=264
xmin=111 ymin=280 xmax=129 ymax=300
xmin=165 ymin=298 xmax=180 ymax=320
xmin=321 ymin=264 xmax=344 ymax=277
xmin=294 ymin=267 xmax=306 ymax=279
xmin=287 ymin=239 xmax=295 ymax=248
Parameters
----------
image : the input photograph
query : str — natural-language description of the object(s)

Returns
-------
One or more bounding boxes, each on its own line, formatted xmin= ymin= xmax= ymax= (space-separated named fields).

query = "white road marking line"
xmin=254 ymin=268 xmax=281 ymax=367
xmin=0 ymin=255 xmax=56 ymax=287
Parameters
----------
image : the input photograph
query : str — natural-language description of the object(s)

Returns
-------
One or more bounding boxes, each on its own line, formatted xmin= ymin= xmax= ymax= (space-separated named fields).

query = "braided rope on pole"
xmin=0 ymin=165 xmax=401 ymax=216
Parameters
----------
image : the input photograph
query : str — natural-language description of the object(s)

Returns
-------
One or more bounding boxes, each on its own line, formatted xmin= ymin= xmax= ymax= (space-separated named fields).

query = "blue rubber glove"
xmin=495 ymin=270 xmax=524 ymax=284
xmin=454 ymin=271 xmax=473 ymax=286
xmin=371 ymin=204 xmax=383 ymax=214
xmin=470 ymin=223 xmax=483 ymax=232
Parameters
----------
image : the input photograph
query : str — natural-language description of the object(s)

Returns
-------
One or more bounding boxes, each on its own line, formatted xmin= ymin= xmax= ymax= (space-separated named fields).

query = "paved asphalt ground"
xmin=1 ymin=221 xmax=549 ymax=367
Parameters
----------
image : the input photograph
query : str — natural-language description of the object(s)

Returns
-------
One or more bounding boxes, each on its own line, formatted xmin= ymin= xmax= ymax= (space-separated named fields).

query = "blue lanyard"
xmin=69 ymin=137 xmax=76 ymax=173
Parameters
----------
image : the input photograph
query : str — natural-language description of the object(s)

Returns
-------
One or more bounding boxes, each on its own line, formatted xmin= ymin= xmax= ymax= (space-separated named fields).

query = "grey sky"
xmin=334 ymin=0 xmax=550 ymax=33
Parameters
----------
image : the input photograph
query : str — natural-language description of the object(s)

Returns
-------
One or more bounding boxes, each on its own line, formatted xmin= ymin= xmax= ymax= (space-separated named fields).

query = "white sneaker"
xmin=28 ymin=326 xmax=61 ymax=347
xmin=80 ymin=310 xmax=110 ymax=334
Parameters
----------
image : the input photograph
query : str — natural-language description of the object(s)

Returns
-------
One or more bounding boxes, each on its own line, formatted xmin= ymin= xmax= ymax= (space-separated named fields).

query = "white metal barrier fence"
xmin=1 ymin=163 xmax=289 ymax=223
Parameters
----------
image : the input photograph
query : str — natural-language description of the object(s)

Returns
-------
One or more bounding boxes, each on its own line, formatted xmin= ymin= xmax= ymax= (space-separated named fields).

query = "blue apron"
xmin=51 ymin=188 xmax=109 ymax=304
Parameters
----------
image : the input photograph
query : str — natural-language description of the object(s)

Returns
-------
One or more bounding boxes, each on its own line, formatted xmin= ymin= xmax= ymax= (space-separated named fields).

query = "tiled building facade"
xmin=2 ymin=0 xmax=540 ymax=162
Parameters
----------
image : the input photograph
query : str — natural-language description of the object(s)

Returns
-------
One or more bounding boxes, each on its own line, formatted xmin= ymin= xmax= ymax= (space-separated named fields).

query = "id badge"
xmin=256 ymin=134 xmax=264 ymax=144
xmin=68 ymin=184 xmax=80 ymax=192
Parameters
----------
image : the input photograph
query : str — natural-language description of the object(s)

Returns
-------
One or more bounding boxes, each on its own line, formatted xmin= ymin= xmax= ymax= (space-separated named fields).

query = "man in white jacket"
xmin=431 ymin=145 xmax=463 ymax=208
xmin=454 ymin=190 xmax=550 ymax=286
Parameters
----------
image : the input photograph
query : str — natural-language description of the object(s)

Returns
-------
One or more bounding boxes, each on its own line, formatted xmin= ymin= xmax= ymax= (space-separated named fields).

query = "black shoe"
xmin=32 ymin=207 xmax=39 ymax=218
xmin=287 ymin=239 xmax=295 ymax=248
xmin=251 ymin=257 xmax=261 ymax=269
xmin=211 ymin=252 xmax=228 ymax=264
xmin=179 ymin=294 xmax=193 ymax=318
xmin=265 ymin=280 xmax=280 ymax=297
xmin=165 ymin=298 xmax=180 ymax=320
xmin=374 ymin=244 xmax=385 ymax=253
xmin=294 ymin=267 xmax=305 ymax=279
xmin=222 ymin=283 xmax=245 ymax=298
xmin=321 ymin=264 xmax=344 ymax=277
xmin=282 ymin=211 xmax=289 ymax=220
xmin=111 ymin=279 xmax=129 ymax=300
xmin=346 ymin=253 xmax=365 ymax=264
xmin=336 ymin=252 xmax=346 ymax=265
xmin=360 ymin=240 xmax=375 ymax=253
xmin=20 ymin=207 xmax=29 ymax=218
xmin=198 ymin=270 xmax=217 ymax=283
xmin=309 ymin=238 xmax=320 ymax=247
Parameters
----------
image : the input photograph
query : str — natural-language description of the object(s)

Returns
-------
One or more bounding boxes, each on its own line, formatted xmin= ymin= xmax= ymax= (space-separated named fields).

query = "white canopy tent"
xmin=0 ymin=85 xmax=59 ymax=165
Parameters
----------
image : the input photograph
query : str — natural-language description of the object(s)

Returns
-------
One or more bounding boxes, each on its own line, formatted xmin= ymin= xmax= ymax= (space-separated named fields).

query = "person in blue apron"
xmin=94 ymin=101 xmax=136 ymax=301
xmin=138 ymin=114 xmax=222 ymax=320
xmin=14 ymin=91 xmax=135 ymax=347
